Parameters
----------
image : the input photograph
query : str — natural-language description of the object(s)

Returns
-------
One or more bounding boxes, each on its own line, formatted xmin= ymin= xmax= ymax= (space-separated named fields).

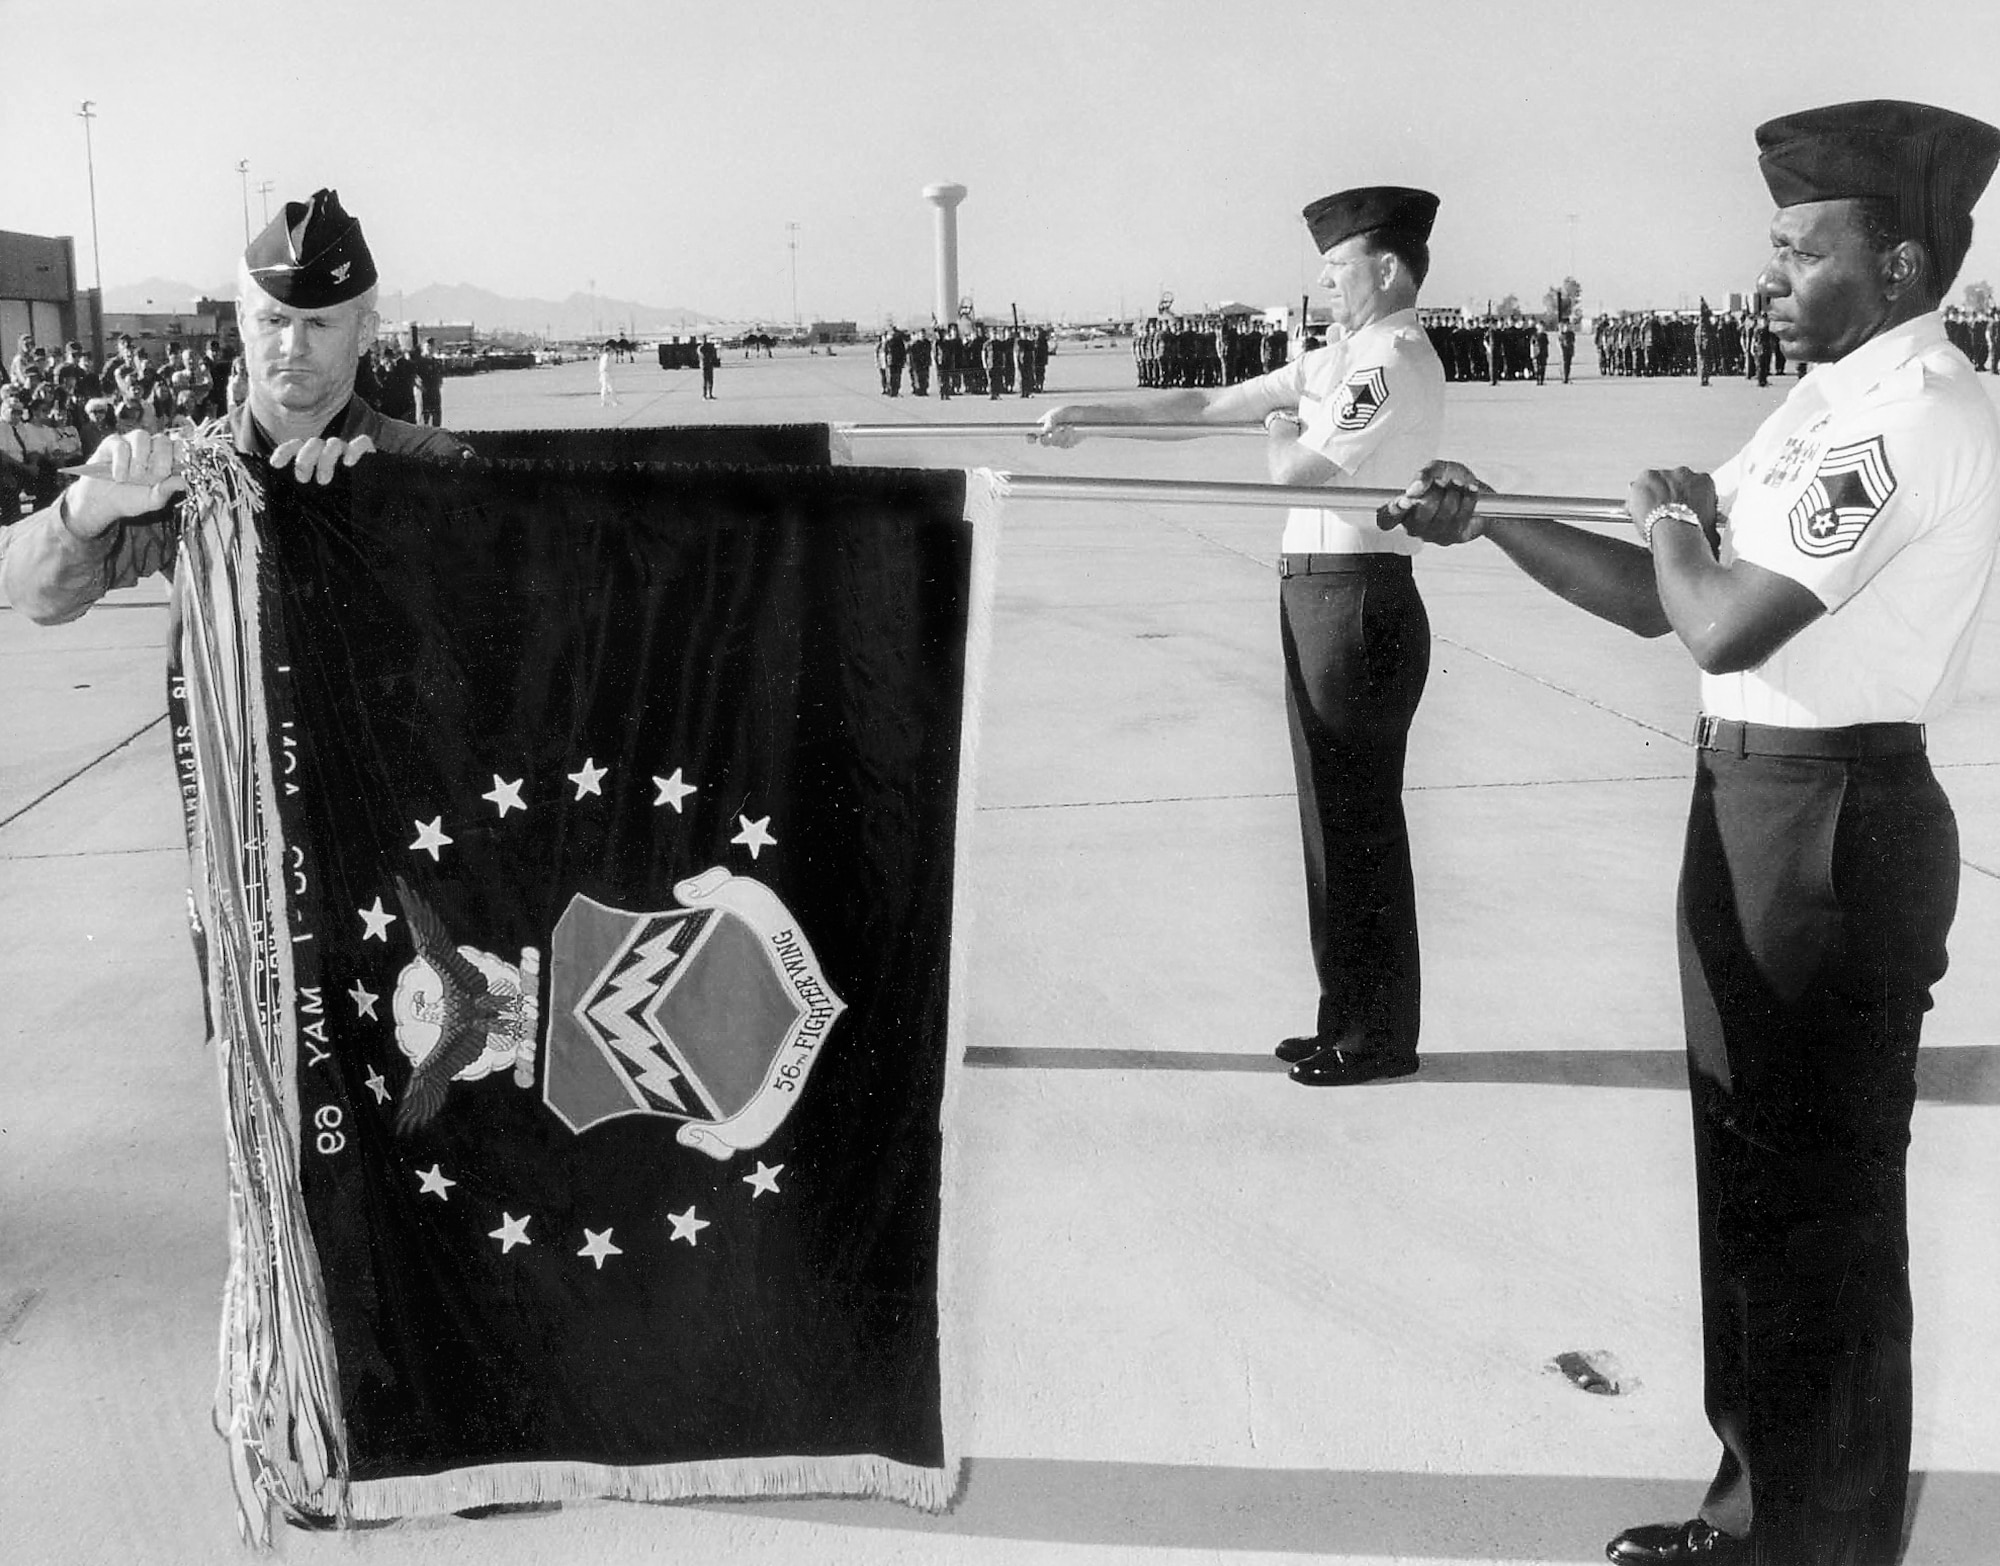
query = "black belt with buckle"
xmin=1278 ymin=553 xmax=1413 ymax=578
xmin=1692 ymin=715 xmax=1925 ymax=759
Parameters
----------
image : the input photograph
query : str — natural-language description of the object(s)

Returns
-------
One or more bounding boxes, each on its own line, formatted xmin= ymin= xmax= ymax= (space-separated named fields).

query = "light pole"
xmin=236 ymin=160 xmax=252 ymax=243
xmin=76 ymin=101 xmax=103 ymax=294
xmin=256 ymin=181 xmax=275 ymax=225
xmin=785 ymin=222 xmax=800 ymax=327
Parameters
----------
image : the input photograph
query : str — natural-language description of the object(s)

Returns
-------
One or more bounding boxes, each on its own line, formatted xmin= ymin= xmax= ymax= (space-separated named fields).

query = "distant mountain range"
xmin=101 ymin=278 xmax=717 ymax=339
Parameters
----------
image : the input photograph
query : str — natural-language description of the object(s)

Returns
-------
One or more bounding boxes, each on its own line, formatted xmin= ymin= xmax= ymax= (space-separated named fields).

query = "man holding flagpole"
xmin=1384 ymin=100 xmax=2000 ymax=1566
xmin=1036 ymin=186 xmax=1447 ymax=1087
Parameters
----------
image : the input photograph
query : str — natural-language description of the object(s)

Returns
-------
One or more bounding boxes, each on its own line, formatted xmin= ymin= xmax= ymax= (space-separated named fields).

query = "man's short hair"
xmin=1851 ymin=194 xmax=1972 ymax=297
xmin=1360 ymin=228 xmax=1431 ymax=288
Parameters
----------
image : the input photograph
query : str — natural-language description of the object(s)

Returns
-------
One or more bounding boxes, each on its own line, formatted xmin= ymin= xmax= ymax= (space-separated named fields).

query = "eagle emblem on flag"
xmin=1334 ymin=366 xmax=1389 ymax=431
xmin=388 ymin=875 xmax=542 ymax=1133
xmin=1787 ymin=436 xmax=1896 ymax=557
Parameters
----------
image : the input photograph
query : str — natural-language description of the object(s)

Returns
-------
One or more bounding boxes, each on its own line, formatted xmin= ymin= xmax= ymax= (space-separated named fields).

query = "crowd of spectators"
xmin=2 ymin=330 xmax=242 ymax=518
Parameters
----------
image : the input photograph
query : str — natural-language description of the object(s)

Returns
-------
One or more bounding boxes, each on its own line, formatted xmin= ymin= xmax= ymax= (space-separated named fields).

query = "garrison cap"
xmin=1755 ymin=100 xmax=2000 ymax=229
xmin=1302 ymin=186 xmax=1438 ymax=254
xmin=244 ymin=188 xmax=378 ymax=307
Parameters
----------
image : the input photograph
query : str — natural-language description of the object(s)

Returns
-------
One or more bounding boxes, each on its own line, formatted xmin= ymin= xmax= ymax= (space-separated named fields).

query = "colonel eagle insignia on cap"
xmin=1787 ymin=436 xmax=1896 ymax=557
xmin=1334 ymin=366 xmax=1389 ymax=431
xmin=244 ymin=188 xmax=377 ymax=308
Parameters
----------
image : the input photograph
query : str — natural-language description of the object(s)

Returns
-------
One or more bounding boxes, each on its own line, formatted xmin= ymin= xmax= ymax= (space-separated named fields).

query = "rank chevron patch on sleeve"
xmin=1787 ymin=435 xmax=1896 ymax=557
xmin=1332 ymin=366 xmax=1390 ymax=431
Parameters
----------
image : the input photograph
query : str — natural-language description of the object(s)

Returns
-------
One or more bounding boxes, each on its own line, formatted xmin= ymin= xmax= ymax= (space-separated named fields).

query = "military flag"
xmin=176 ymin=441 xmax=994 ymax=1536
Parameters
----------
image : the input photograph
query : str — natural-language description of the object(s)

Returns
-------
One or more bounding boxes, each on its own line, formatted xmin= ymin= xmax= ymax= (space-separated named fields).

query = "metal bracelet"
xmin=1641 ymin=500 xmax=1702 ymax=547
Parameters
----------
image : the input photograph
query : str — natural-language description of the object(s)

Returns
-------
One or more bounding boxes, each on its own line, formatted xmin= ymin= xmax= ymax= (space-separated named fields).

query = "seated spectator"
xmin=145 ymin=376 xmax=176 ymax=430
xmin=175 ymin=346 xmax=212 ymax=411
xmin=77 ymin=396 xmax=117 ymax=453
xmin=0 ymin=389 xmax=33 ymax=517
xmin=13 ymin=388 xmax=66 ymax=506
xmin=29 ymin=384 xmax=83 ymax=467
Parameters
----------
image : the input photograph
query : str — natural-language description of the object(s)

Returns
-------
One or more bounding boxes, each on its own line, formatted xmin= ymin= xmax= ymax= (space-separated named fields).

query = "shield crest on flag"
xmin=542 ymin=866 xmax=845 ymax=1159
xmin=1787 ymin=436 xmax=1896 ymax=557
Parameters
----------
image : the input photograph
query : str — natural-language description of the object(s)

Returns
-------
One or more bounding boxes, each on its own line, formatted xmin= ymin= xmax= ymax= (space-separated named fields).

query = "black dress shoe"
xmin=1288 ymin=1047 xmax=1419 ymax=1086
xmin=1275 ymin=1035 xmax=1327 ymax=1064
xmin=1605 ymin=1518 xmax=1744 ymax=1564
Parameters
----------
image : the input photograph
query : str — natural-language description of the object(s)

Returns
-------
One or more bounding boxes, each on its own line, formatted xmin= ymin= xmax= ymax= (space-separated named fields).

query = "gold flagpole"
xmin=836 ymin=420 xmax=1262 ymax=440
xmin=987 ymin=472 xmax=1630 ymax=524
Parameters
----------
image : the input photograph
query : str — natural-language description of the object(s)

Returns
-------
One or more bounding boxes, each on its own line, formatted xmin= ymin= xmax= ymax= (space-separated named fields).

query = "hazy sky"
xmin=7 ymin=0 xmax=2000 ymax=323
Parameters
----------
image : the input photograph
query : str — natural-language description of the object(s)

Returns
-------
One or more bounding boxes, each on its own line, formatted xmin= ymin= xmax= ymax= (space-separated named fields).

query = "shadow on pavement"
xmin=701 ymin=1459 xmax=1997 ymax=1561
xmin=964 ymin=1045 xmax=2000 ymax=1105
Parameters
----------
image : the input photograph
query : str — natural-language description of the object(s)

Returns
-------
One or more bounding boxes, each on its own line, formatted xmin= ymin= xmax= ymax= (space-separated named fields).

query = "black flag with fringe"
xmin=180 ymin=444 xmax=992 ymax=1535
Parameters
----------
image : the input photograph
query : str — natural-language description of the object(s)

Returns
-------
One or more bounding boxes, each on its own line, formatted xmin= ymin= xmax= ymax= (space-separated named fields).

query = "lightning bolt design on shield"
xmin=579 ymin=917 xmax=689 ymax=1112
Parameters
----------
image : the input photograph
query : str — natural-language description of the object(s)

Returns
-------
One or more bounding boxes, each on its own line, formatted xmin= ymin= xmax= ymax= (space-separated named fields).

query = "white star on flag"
xmin=743 ymin=1161 xmax=784 ymax=1199
xmin=578 ymin=1228 xmax=623 ymax=1269
xmin=490 ymin=1212 xmax=532 ymax=1252
xmin=732 ymin=814 xmax=776 ymax=859
xmin=482 ymin=775 xmax=526 ymax=817
xmin=416 ymin=1165 xmax=456 ymax=1201
xmin=667 ymin=1206 xmax=710 ymax=1247
xmin=358 ymin=897 xmax=397 ymax=941
xmin=568 ymin=758 xmax=608 ymax=798
xmin=365 ymin=1068 xmax=390 ymax=1105
xmin=652 ymin=768 xmax=698 ymax=812
xmin=410 ymin=816 xmax=453 ymax=861
xmin=348 ymin=980 xmax=379 ymax=1019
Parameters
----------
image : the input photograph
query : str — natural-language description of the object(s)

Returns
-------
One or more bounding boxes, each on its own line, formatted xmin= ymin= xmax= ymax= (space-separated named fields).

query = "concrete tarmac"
xmin=4 ymin=345 xmax=1998 ymax=1565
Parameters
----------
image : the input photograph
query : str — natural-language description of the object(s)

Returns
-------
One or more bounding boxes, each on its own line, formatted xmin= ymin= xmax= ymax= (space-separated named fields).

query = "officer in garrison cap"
xmin=1384 ymin=100 xmax=2000 ymax=1566
xmin=1037 ymin=186 xmax=1447 ymax=1087
xmin=2 ymin=188 xmax=471 ymax=626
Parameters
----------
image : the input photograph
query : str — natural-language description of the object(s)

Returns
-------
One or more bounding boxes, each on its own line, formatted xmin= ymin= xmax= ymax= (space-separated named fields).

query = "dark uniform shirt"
xmin=1 ymin=397 xmax=471 ymax=625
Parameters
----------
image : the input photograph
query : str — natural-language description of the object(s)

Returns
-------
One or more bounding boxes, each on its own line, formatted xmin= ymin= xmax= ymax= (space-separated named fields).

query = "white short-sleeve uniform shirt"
xmin=1234 ymin=307 xmax=1447 ymax=555
xmin=1707 ymin=313 xmax=2000 ymax=727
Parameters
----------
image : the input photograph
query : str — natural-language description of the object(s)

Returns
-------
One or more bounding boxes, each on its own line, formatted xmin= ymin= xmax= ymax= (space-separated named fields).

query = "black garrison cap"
xmin=244 ymin=188 xmax=378 ymax=307
xmin=1302 ymin=186 xmax=1439 ymax=254
xmin=1756 ymin=100 xmax=2000 ymax=232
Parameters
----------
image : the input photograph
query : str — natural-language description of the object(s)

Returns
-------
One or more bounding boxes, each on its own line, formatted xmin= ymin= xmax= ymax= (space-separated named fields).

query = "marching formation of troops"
xmin=1423 ymin=315 xmax=1559 ymax=383
xmin=874 ymin=323 xmax=1052 ymax=398
xmin=1131 ymin=315 xmax=1290 ymax=388
xmin=1941 ymin=305 xmax=2000 ymax=371
xmin=1590 ymin=309 xmax=1781 ymax=382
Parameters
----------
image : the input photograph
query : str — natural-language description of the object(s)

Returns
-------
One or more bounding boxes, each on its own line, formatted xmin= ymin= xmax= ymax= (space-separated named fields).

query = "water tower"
xmin=922 ymin=183 xmax=967 ymax=325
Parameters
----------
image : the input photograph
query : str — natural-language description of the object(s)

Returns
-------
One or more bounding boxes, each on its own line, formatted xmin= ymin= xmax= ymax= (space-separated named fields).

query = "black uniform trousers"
xmin=1677 ymin=732 xmax=1957 ymax=1565
xmin=1279 ymin=555 xmax=1429 ymax=1055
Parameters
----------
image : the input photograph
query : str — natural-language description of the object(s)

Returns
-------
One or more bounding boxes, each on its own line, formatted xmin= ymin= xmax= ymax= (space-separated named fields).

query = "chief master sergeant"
xmin=1384 ymin=100 xmax=2000 ymax=1566
xmin=1036 ymin=186 xmax=1447 ymax=1087
xmin=1 ymin=188 xmax=469 ymax=625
